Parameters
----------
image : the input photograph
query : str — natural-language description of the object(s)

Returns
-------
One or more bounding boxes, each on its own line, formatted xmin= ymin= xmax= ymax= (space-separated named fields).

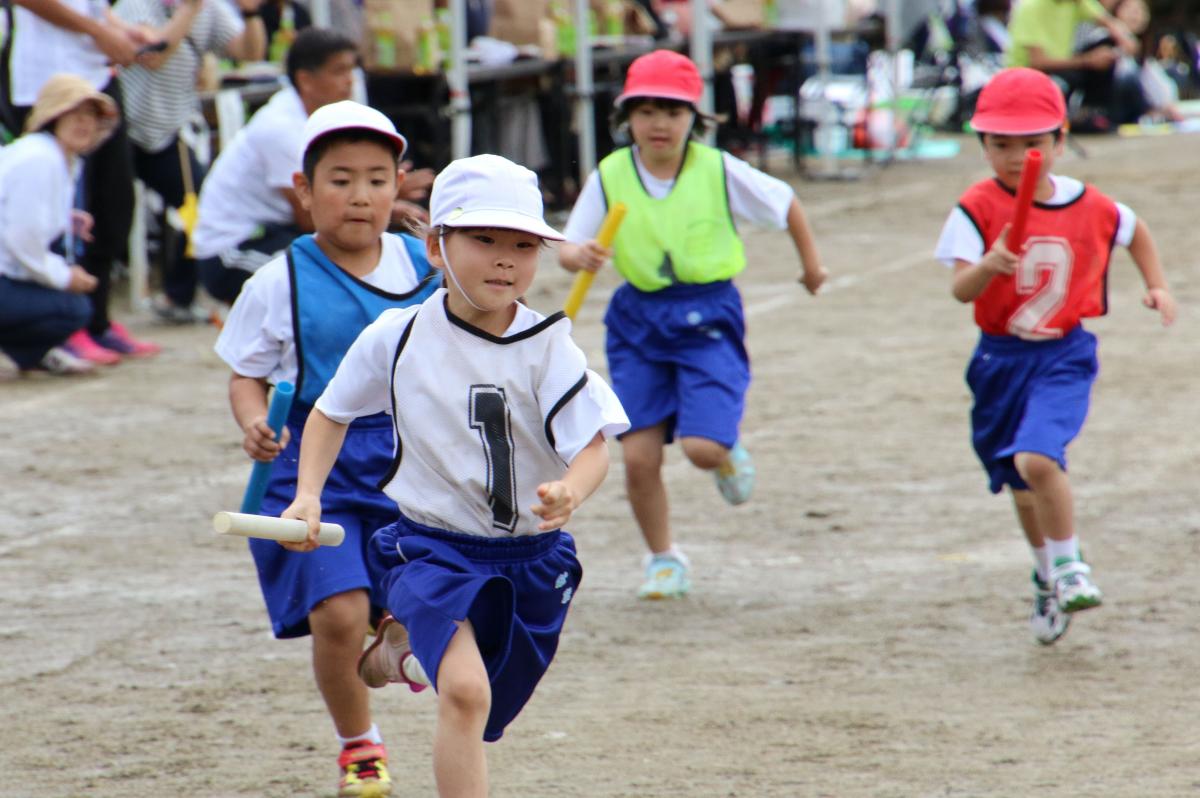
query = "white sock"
xmin=403 ymin=654 xmax=431 ymax=687
xmin=645 ymin=545 xmax=689 ymax=568
xmin=1046 ymin=536 xmax=1080 ymax=567
xmin=1031 ymin=546 xmax=1052 ymax=583
xmin=337 ymin=723 xmax=383 ymax=748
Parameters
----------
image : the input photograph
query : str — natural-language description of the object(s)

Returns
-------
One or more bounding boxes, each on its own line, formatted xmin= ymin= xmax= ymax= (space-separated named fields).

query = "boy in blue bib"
xmin=214 ymin=101 xmax=437 ymax=797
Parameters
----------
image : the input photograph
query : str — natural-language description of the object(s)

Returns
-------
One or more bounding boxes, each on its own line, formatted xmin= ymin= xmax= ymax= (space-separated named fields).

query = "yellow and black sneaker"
xmin=337 ymin=740 xmax=392 ymax=798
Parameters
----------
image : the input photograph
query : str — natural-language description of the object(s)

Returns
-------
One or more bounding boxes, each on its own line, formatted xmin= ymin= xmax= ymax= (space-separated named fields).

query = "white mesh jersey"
xmin=316 ymin=289 xmax=630 ymax=537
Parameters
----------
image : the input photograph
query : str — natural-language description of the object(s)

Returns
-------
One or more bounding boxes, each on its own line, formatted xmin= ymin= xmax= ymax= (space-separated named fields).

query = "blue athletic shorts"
xmin=255 ymin=410 xmax=398 ymax=638
xmin=966 ymin=326 xmax=1098 ymax=494
xmin=367 ymin=514 xmax=582 ymax=742
xmin=603 ymin=280 xmax=750 ymax=448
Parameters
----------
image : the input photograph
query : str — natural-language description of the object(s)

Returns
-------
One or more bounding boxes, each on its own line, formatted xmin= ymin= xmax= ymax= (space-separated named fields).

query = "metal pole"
xmin=448 ymin=0 xmax=471 ymax=159
xmin=574 ymin=0 xmax=596 ymax=182
xmin=884 ymin=0 xmax=902 ymax=160
xmin=309 ymin=0 xmax=330 ymax=29
xmin=689 ymin=0 xmax=714 ymax=137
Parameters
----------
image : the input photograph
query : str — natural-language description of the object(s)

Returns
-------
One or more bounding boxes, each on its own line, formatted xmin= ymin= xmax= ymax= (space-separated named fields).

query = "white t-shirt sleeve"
xmin=540 ymin=331 xmax=631 ymax=464
xmin=1114 ymin=202 xmax=1136 ymax=248
xmin=934 ymin=206 xmax=984 ymax=268
xmin=722 ymin=151 xmax=795 ymax=230
xmin=315 ymin=310 xmax=409 ymax=423
xmin=214 ymin=259 xmax=289 ymax=377
xmin=562 ymin=170 xmax=607 ymax=244
xmin=547 ymin=370 xmax=630 ymax=464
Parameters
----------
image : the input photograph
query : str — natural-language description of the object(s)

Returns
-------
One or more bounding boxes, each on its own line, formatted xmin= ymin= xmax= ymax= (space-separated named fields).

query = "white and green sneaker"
xmin=715 ymin=443 xmax=755 ymax=505
xmin=1051 ymin=559 xmax=1103 ymax=614
xmin=637 ymin=551 xmax=691 ymax=600
xmin=1030 ymin=570 xmax=1070 ymax=645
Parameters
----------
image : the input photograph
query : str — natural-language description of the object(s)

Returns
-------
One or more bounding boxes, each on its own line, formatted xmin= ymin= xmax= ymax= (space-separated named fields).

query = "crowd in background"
xmin=0 ymin=0 xmax=1197 ymax=382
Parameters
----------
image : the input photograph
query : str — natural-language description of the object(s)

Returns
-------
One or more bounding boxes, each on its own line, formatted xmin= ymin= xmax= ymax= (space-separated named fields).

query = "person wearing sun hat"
xmin=934 ymin=66 xmax=1176 ymax=646
xmin=559 ymin=48 xmax=828 ymax=601
xmin=0 ymin=74 xmax=122 ymax=377
xmin=280 ymin=153 xmax=628 ymax=797
xmin=213 ymin=99 xmax=439 ymax=798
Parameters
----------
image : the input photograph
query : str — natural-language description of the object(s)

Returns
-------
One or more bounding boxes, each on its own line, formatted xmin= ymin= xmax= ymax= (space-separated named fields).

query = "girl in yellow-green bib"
xmin=559 ymin=49 xmax=827 ymax=600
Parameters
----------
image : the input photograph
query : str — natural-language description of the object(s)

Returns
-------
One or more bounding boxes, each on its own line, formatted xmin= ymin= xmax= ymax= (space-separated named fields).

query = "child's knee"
xmin=623 ymin=446 xmax=663 ymax=480
xmin=308 ymin=589 xmax=369 ymax=641
xmin=1014 ymin=452 xmax=1060 ymax=484
xmin=437 ymin=667 xmax=491 ymax=720
xmin=679 ymin=437 xmax=727 ymax=470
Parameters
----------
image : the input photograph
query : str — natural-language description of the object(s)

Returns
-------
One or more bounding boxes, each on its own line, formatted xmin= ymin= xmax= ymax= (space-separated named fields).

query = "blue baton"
xmin=240 ymin=381 xmax=295 ymax=514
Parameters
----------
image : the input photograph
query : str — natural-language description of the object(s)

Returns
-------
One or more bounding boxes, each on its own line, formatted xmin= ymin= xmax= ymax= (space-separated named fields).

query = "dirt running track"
xmin=1 ymin=132 xmax=1197 ymax=797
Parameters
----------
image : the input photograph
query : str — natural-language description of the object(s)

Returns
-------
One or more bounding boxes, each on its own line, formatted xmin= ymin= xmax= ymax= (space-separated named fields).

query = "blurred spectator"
xmin=9 ymin=0 xmax=161 ymax=361
xmin=975 ymin=0 xmax=1012 ymax=56
xmin=191 ymin=27 xmax=358 ymax=305
xmin=1079 ymin=0 xmax=1180 ymax=120
xmin=0 ymin=75 xmax=118 ymax=377
xmin=1007 ymin=0 xmax=1144 ymax=131
xmin=115 ymin=0 xmax=267 ymax=322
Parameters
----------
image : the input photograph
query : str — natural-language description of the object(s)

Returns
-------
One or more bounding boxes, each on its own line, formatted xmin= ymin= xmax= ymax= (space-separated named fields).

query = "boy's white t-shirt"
xmin=214 ymin=234 xmax=425 ymax=385
xmin=934 ymin=174 xmax=1137 ymax=267
xmin=562 ymin=146 xmax=796 ymax=242
xmin=191 ymin=86 xmax=307 ymax=260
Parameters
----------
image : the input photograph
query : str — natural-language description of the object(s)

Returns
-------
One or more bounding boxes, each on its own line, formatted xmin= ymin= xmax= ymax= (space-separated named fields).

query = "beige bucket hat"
xmin=24 ymin=73 xmax=120 ymax=152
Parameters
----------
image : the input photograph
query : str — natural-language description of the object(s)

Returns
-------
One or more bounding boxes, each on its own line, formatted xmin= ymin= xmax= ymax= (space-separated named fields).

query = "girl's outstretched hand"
xmin=532 ymin=481 xmax=580 ymax=531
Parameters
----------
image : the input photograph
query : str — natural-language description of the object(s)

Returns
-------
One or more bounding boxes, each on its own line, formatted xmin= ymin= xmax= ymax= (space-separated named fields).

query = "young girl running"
xmin=282 ymin=154 xmax=629 ymax=797
xmin=558 ymin=49 xmax=827 ymax=599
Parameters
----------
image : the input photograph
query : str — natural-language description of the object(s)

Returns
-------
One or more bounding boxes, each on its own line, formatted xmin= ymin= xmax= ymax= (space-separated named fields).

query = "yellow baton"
xmin=563 ymin=202 xmax=627 ymax=320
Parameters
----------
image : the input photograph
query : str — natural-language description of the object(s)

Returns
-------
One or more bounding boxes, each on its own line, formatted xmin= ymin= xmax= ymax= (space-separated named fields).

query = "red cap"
xmin=970 ymin=68 xmax=1066 ymax=135
xmin=615 ymin=49 xmax=703 ymax=108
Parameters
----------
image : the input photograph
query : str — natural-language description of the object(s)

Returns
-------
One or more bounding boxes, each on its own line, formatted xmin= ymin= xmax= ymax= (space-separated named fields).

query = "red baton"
xmin=1008 ymin=149 xmax=1042 ymax=251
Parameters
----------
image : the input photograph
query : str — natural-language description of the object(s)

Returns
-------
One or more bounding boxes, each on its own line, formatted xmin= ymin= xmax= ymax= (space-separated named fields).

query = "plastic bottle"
xmin=554 ymin=1 xmax=575 ymax=57
xmin=374 ymin=11 xmax=396 ymax=69
xmin=436 ymin=8 xmax=451 ymax=56
xmin=604 ymin=1 xmax=622 ymax=36
xmin=415 ymin=17 xmax=439 ymax=74
xmin=268 ymin=3 xmax=295 ymax=64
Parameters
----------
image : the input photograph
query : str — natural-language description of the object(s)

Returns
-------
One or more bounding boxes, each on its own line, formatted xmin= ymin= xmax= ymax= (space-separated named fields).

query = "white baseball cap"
xmin=301 ymin=100 xmax=408 ymax=162
xmin=430 ymin=154 xmax=564 ymax=241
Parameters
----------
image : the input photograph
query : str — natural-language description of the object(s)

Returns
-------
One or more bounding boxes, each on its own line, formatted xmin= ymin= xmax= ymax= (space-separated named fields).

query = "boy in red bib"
xmin=935 ymin=67 xmax=1176 ymax=644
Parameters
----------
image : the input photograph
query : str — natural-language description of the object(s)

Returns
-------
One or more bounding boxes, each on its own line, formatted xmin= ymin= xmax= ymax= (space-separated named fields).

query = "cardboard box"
xmin=362 ymin=0 xmax=434 ymax=70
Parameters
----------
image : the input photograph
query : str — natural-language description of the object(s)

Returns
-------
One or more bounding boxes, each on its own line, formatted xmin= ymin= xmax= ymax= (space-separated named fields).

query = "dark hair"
xmin=286 ymin=28 xmax=358 ymax=87
xmin=609 ymin=96 xmax=717 ymax=141
xmin=976 ymin=128 xmax=1064 ymax=144
xmin=432 ymin=225 xmax=551 ymax=249
xmin=302 ymin=129 xmax=402 ymax=181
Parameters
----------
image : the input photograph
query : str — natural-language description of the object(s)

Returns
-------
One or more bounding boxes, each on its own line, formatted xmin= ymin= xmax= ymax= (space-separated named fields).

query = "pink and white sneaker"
xmin=357 ymin=615 xmax=428 ymax=692
xmin=94 ymin=321 xmax=161 ymax=358
xmin=65 ymin=329 xmax=120 ymax=365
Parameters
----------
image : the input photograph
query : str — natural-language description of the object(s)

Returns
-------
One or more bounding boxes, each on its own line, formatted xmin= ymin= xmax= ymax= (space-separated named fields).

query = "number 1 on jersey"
xmin=469 ymin=385 xmax=518 ymax=533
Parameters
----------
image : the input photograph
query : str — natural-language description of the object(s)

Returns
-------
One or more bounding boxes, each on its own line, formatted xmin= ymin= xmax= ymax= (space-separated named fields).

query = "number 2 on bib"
xmin=469 ymin=385 xmax=518 ymax=533
xmin=1006 ymin=236 xmax=1074 ymax=340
